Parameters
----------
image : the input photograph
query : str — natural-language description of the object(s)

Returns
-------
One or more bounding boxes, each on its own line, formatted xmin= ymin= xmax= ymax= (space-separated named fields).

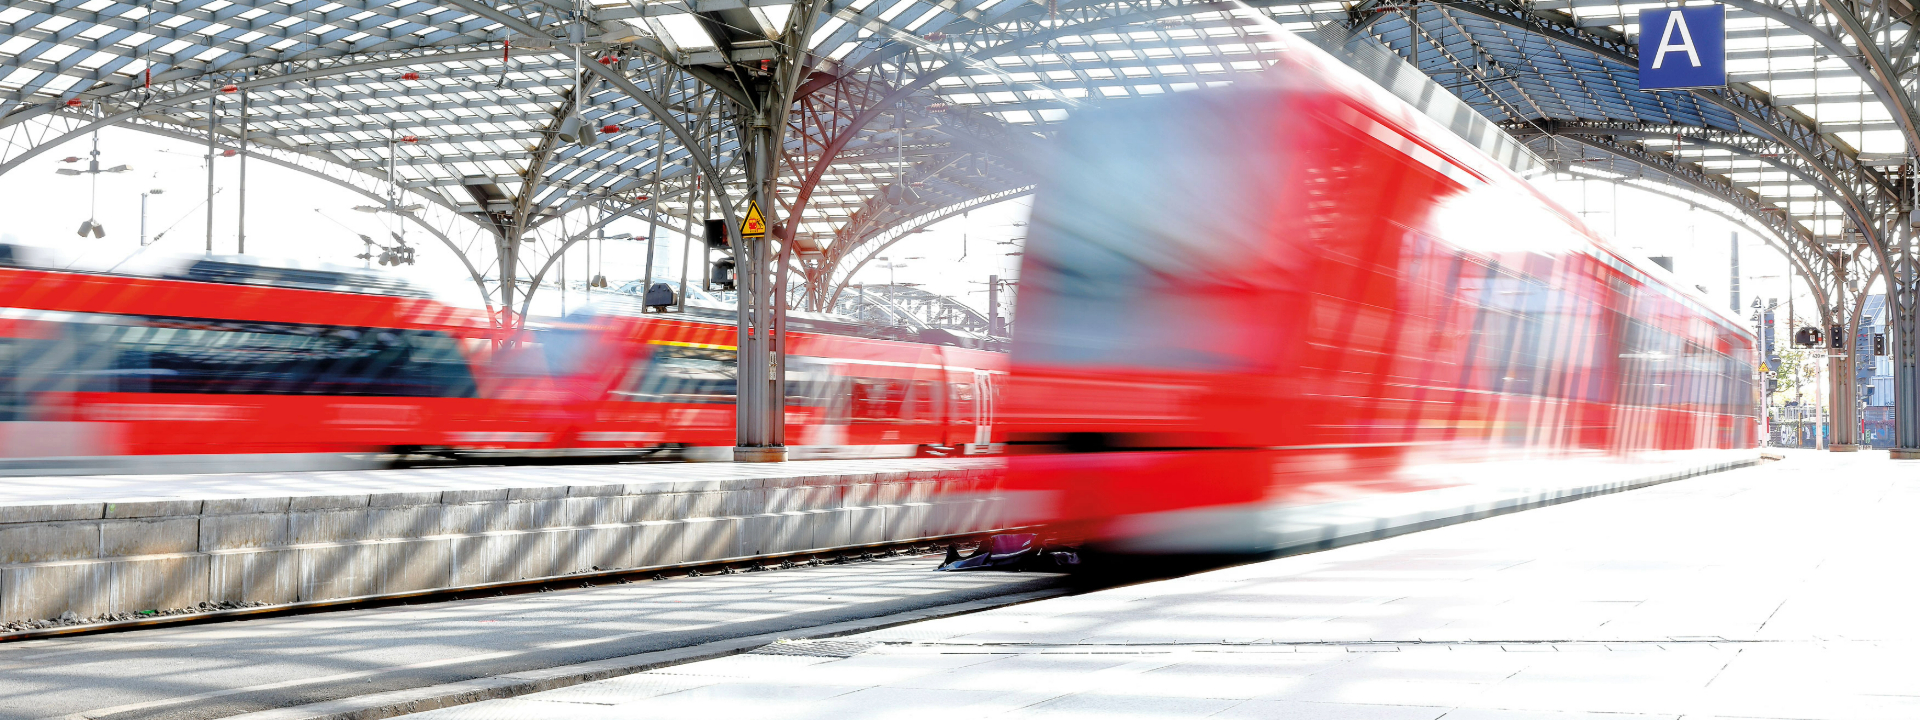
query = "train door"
xmin=968 ymin=370 xmax=995 ymax=454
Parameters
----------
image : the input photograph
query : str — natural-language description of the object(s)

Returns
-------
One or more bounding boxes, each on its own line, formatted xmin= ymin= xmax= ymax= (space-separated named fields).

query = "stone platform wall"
xmin=0 ymin=466 xmax=1005 ymax=624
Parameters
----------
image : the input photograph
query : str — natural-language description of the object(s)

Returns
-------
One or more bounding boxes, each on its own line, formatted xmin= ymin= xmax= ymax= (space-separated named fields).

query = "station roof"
xmin=0 ymin=0 xmax=1898 ymax=309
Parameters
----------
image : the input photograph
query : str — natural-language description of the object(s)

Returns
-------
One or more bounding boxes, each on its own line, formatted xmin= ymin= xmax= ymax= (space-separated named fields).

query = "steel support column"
xmin=735 ymin=102 xmax=785 ymax=462
xmin=1895 ymin=198 xmax=1920 ymax=457
xmin=1828 ymin=250 xmax=1859 ymax=450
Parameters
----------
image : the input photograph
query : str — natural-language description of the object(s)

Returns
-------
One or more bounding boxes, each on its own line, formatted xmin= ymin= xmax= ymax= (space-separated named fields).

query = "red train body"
xmin=1001 ymin=34 xmax=1759 ymax=553
xmin=0 ymin=260 xmax=1003 ymax=470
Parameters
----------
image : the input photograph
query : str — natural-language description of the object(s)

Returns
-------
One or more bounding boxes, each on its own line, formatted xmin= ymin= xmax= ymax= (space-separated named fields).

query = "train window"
xmin=63 ymin=317 xmax=476 ymax=397
xmin=785 ymin=357 xmax=836 ymax=407
xmin=950 ymin=383 xmax=976 ymax=424
xmin=852 ymin=378 xmax=906 ymax=421
xmin=534 ymin=327 xmax=594 ymax=378
xmin=620 ymin=345 xmax=737 ymax=403
xmin=908 ymin=380 xmax=936 ymax=422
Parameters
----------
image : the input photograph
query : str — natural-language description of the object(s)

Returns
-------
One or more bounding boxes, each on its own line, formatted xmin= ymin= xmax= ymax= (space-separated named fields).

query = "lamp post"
xmin=55 ymin=133 xmax=131 ymax=238
xmin=140 ymin=188 xmax=164 ymax=246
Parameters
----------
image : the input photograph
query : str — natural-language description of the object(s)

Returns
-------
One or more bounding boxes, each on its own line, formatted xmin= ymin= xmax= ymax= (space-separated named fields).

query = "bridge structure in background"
xmin=2 ymin=0 xmax=1916 ymax=456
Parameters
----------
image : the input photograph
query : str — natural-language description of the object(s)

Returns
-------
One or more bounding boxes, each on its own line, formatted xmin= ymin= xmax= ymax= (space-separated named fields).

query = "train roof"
xmin=0 ymin=244 xmax=432 ymax=300
xmin=1280 ymin=32 xmax=1757 ymax=343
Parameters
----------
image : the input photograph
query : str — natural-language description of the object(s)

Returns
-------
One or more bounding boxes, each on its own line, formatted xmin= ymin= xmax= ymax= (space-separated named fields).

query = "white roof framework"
xmin=0 ymin=0 xmax=1911 ymax=337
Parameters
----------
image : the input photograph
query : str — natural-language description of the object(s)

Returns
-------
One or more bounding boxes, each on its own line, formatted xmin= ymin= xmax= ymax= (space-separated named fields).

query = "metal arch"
xmin=1714 ymin=0 xmax=1915 ymax=154
xmin=1513 ymin=121 xmax=1858 ymax=234
xmin=512 ymin=197 xmax=719 ymax=322
xmin=1533 ymin=131 xmax=1840 ymax=326
xmin=819 ymin=185 xmax=1035 ymax=311
xmin=1610 ymin=168 xmax=1816 ymax=268
xmin=1518 ymin=129 xmax=1819 ymax=250
xmin=1768 ymin=0 xmax=1920 ymax=160
xmin=105 ymin=119 xmax=500 ymax=315
xmin=783 ymin=0 xmax=1274 ymax=248
xmin=826 ymin=284 xmax=998 ymax=332
xmin=440 ymin=0 xmax=742 ymax=243
xmin=1373 ymin=0 xmax=1900 ymax=226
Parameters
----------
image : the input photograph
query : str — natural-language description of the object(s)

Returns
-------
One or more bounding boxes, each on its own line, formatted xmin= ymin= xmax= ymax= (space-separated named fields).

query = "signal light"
xmin=703 ymin=218 xmax=731 ymax=250
xmin=709 ymin=258 xmax=736 ymax=291
xmin=599 ymin=55 xmax=616 ymax=65
xmin=704 ymin=218 xmax=735 ymax=291
xmin=1830 ymin=325 xmax=1845 ymax=349
xmin=400 ymin=72 xmax=420 ymax=81
xmin=1875 ymin=333 xmax=1887 ymax=356
xmin=65 ymin=98 xmax=82 ymax=107
xmin=1793 ymin=326 xmax=1824 ymax=348
xmin=601 ymin=124 xmax=620 ymax=134
xmin=221 ymin=148 xmax=237 ymax=157
xmin=221 ymin=84 xmax=238 ymax=93
xmin=400 ymin=135 xmax=420 ymax=143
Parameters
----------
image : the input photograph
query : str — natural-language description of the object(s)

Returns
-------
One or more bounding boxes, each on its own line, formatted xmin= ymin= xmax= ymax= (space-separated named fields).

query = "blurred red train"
xmin=0 ymin=255 xmax=1003 ymax=472
xmin=1001 ymin=33 xmax=1759 ymax=553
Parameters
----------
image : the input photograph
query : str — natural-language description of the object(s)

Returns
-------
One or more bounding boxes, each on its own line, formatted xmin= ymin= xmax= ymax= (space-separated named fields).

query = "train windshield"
xmin=1013 ymin=92 xmax=1302 ymax=373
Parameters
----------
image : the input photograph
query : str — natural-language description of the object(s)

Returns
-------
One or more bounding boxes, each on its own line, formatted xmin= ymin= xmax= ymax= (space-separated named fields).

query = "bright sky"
xmin=0 ymin=125 xmax=1804 ymax=329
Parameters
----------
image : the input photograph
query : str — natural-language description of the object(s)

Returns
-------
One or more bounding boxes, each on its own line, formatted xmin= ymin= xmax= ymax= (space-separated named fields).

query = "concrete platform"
xmin=0 ymin=459 xmax=1002 ymax=624
xmin=0 ymin=552 xmax=1065 ymax=720
xmin=399 ymin=449 xmax=1920 ymax=720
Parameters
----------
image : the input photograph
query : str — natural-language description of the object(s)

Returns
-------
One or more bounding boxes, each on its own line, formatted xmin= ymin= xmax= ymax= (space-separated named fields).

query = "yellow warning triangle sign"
xmin=741 ymin=200 xmax=767 ymax=238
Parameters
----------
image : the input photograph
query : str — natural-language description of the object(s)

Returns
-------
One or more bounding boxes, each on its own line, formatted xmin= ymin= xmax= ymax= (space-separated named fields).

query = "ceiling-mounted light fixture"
xmin=558 ymin=115 xmax=585 ymax=144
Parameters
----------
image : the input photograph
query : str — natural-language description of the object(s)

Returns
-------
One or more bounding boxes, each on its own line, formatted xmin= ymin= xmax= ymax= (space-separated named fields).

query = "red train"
xmin=0 ymin=256 xmax=1003 ymax=471
xmin=1001 ymin=31 xmax=1759 ymax=553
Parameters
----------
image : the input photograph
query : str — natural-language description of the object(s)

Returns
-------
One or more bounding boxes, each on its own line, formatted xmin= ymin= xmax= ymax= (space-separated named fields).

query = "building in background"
xmin=1861 ymin=295 xmax=1895 ymax=447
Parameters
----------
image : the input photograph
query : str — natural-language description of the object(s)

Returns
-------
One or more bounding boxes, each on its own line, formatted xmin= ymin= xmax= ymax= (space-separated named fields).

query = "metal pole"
xmin=140 ymin=193 xmax=149 ymax=247
xmin=1757 ymin=305 xmax=1768 ymax=446
xmin=987 ymin=274 xmax=1001 ymax=336
xmin=640 ymin=121 xmax=667 ymax=300
xmin=678 ymin=172 xmax=694 ymax=312
xmin=237 ymin=87 xmax=247 ymax=255
xmin=205 ymin=94 xmax=216 ymax=255
xmin=1829 ymin=251 xmax=1853 ymax=450
xmin=1729 ymin=231 xmax=1739 ymax=313
xmin=1816 ymin=351 xmax=1827 ymax=450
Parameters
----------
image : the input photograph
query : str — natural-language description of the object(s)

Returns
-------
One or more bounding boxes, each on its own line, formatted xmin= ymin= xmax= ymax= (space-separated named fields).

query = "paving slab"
xmin=397 ymin=450 xmax=1920 ymax=720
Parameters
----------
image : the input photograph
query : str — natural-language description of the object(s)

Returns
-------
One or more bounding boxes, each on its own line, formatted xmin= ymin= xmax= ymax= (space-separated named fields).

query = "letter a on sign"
xmin=1638 ymin=5 xmax=1726 ymax=90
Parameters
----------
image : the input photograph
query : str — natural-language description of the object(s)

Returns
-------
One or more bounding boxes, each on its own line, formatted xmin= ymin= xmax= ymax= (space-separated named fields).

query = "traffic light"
xmin=703 ymin=218 xmax=736 ymax=291
xmin=1830 ymin=325 xmax=1845 ymax=349
xmin=1793 ymin=326 xmax=1824 ymax=348
xmin=1876 ymin=333 xmax=1888 ymax=356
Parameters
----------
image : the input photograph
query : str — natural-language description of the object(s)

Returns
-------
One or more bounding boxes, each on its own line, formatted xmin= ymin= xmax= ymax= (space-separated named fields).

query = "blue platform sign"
xmin=1638 ymin=5 xmax=1726 ymax=90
